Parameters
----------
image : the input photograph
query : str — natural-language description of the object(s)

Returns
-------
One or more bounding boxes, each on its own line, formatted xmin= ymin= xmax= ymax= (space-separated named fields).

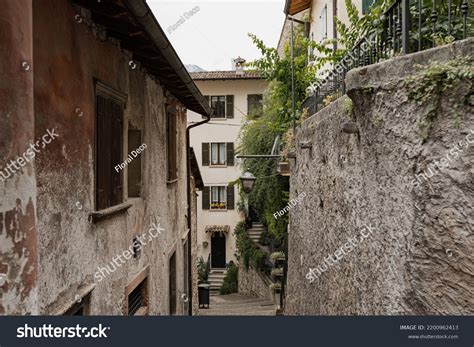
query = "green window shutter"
xmin=226 ymin=95 xmax=234 ymax=118
xmin=202 ymin=186 xmax=210 ymax=210
xmin=226 ymin=142 xmax=234 ymax=166
xmin=202 ymin=143 xmax=209 ymax=166
xmin=226 ymin=186 xmax=235 ymax=210
xmin=202 ymin=95 xmax=210 ymax=118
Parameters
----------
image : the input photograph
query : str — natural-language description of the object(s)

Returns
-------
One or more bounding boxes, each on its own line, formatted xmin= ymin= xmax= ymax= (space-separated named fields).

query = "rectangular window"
xmin=167 ymin=108 xmax=178 ymax=181
xmin=127 ymin=277 xmax=148 ymax=316
xmin=210 ymin=143 xmax=226 ymax=166
xmin=202 ymin=186 xmax=234 ymax=210
xmin=169 ymin=252 xmax=177 ymax=315
xmin=128 ymin=129 xmax=142 ymax=197
xmin=210 ymin=186 xmax=227 ymax=210
xmin=202 ymin=142 xmax=234 ymax=167
xmin=247 ymin=94 xmax=263 ymax=117
xmin=95 ymin=82 xmax=126 ymax=210
xmin=63 ymin=294 xmax=91 ymax=316
xmin=210 ymin=96 xmax=226 ymax=118
xmin=206 ymin=95 xmax=234 ymax=119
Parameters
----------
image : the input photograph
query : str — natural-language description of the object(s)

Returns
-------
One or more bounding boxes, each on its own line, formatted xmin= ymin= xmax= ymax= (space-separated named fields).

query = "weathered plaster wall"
xmin=32 ymin=0 xmax=189 ymax=315
xmin=238 ymin=264 xmax=273 ymax=301
xmin=286 ymin=39 xmax=474 ymax=315
xmin=0 ymin=0 xmax=38 ymax=315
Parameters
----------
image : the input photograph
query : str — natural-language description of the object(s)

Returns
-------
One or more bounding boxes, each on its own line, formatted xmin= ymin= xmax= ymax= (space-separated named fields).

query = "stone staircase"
xmin=248 ymin=222 xmax=265 ymax=244
xmin=208 ymin=269 xmax=227 ymax=291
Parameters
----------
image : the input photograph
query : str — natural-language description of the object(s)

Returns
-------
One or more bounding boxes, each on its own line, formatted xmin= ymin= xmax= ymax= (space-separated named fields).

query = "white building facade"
xmin=188 ymin=68 xmax=267 ymax=272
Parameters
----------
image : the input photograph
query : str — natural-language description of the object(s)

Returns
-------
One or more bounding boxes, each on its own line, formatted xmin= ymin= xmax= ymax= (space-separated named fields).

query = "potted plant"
xmin=270 ymin=282 xmax=282 ymax=294
xmin=270 ymin=251 xmax=286 ymax=262
xmin=271 ymin=267 xmax=284 ymax=278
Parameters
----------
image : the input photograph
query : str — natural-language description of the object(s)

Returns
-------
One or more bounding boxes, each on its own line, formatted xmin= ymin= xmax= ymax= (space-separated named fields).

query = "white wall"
xmin=188 ymin=78 xmax=267 ymax=267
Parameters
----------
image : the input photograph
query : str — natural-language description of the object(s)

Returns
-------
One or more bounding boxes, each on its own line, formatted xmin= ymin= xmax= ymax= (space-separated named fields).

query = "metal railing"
xmin=302 ymin=0 xmax=473 ymax=115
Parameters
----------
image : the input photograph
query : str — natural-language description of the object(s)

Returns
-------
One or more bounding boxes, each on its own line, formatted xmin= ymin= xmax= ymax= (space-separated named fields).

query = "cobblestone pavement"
xmin=197 ymin=293 xmax=276 ymax=316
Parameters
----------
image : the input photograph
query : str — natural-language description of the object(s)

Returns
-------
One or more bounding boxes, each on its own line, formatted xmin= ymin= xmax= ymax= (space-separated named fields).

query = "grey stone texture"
xmin=286 ymin=38 xmax=474 ymax=315
xmin=238 ymin=263 xmax=274 ymax=302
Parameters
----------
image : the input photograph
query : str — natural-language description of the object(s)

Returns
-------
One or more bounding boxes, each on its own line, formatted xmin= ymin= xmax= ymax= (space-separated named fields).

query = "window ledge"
xmin=209 ymin=165 xmax=227 ymax=168
xmin=166 ymin=179 xmax=179 ymax=185
xmin=88 ymin=202 xmax=133 ymax=223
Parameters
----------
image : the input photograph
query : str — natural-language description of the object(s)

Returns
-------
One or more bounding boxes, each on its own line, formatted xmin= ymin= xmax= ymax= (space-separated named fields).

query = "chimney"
xmin=233 ymin=56 xmax=246 ymax=76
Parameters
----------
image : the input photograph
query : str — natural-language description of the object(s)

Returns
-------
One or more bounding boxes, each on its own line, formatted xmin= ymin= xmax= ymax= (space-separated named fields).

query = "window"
xmin=202 ymin=186 xmax=235 ymax=210
xmin=210 ymin=96 xmax=226 ymax=118
xmin=127 ymin=277 xmax=148 ymax=316
xmin=64 ymin=294 xmax=91 ymax=315
xmin=95 ymin=82 xmax=126 ymax=210
xmin=202 ymin=142 xmax=234 ymax=167
xmin=247 ymin=94 xmax=263 ymax=117
xmin=169 ymin=252 xmax=177 ymax=315
xmin=205 ymin=95 xmax=234 ymax=119
xmin=211 ymin=143 xmax=226 ymax=166
xmin=128 ymin=128 xmax=142 ymax=197
xmin=320 ymin=5 xmax=327 ymax=39
xmin=211 ymin=186 xmax=227 ymax=210
xmin=167 ymin=107 xmax=178 ymax=181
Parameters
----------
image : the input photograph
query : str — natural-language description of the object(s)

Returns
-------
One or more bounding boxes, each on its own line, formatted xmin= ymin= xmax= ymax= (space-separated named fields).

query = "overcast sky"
xmin=148 ymin=0 xmax=285 ymax=71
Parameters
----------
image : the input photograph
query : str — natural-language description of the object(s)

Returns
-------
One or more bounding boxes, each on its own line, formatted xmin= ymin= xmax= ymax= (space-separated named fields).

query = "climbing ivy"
xmin=404 ymin=57 xmax=474 ymax=138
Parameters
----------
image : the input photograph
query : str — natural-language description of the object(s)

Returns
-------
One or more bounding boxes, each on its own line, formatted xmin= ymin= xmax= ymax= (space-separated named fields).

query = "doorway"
xmin=211 ymin=233 xmax=226 ymax=268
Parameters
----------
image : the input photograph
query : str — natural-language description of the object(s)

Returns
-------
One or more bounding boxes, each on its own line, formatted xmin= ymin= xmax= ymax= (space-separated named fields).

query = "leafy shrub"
xmin=220 ymin=264 xmax=239 ymax=295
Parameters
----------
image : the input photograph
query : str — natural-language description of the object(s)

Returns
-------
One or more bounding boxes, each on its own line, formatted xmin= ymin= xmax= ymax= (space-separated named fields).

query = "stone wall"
xmin=238 ymin=263 xmax=273 ymax=301
xmin=286 ymin=39 xmax=474 ymax=315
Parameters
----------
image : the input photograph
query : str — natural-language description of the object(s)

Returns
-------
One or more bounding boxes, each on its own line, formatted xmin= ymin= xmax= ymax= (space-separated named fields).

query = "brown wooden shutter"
xmin=226 ymin=186 xmax=235 ymax=210
xmin=110 ymin=99 xmax=124 ymax=206
xmin=202 ymin=186 xmax=210 ymax=210
xmin=96 ymin=95 xmax=109 ymax=210
xmin=226 ymin=142 xmax=234 ymax=166
xmin=226 ymin=95 xmax=234 ymax=118
xmin=202 ymin=143 xmax=209 ymax=166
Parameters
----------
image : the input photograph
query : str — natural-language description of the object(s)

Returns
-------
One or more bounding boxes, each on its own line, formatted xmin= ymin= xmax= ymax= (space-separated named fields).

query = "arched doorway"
xmin=211 ymin=232 xmax=226 ymax=268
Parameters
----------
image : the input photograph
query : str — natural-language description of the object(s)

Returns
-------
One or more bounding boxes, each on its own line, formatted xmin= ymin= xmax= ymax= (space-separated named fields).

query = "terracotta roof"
xmin=190 ymin=70 xmax=263 ymax=80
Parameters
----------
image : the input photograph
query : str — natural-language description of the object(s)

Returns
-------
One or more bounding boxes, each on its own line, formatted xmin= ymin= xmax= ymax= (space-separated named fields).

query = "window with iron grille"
xmin=247 ymin=94 xmax=263 ymax=116
xmin=95 ymin=82 xmax=126 ymax=210
xmin=167 ymin=108 xmax=178 ymax=181
xmin=127 ymin=278 xmax=148 ymax=316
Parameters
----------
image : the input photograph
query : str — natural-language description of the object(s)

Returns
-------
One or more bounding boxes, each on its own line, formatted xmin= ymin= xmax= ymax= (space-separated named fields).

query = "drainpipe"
xmin=185 ymin=113 xmax=211 ymax=315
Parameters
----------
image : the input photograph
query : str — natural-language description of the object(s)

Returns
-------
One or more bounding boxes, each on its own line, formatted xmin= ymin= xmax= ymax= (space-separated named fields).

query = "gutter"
xmin=123 ymin=0 xmax=212 ymax=117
